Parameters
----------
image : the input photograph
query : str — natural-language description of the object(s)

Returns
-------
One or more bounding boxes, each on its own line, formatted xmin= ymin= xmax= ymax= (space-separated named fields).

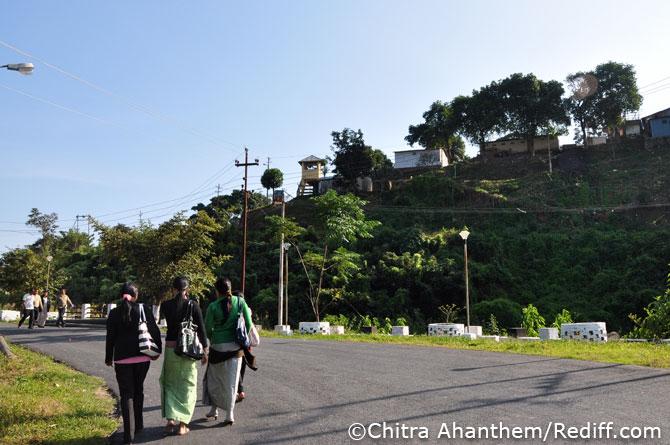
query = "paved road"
xmin=2 ymin=325 xmax=670 ymax=444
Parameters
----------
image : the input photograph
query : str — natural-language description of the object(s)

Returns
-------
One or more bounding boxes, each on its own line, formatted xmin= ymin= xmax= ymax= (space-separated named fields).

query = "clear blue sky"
xmin=2 ymin=0 xmax=669 ymax=250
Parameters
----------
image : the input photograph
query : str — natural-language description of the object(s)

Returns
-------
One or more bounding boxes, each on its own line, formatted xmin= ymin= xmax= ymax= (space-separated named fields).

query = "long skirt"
xmin=207 ymin=356 xmax=242 ymax=422
xmin=37 ymin=309 xmax=48 ymax=327
xmin=160 ymin=348 xmax=198 ymax=424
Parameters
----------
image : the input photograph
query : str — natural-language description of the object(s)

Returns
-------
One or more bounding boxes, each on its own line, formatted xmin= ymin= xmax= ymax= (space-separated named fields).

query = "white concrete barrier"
xmin=274 ymin=325 xmax=292 ymax=335
xmin=299 ymin=321 xmax=330 ymax=334
xmin=465 ymin=326 xmax=483 ymax=336
xmin=329 ymin=325 xmax=345 ymax=335
xmin=518 ymin=337 xmax=541 ymax=341
xmin=0 ymin=310 xmax=21 ymax=321
xmin=561 ymin=322 xmax=607 ymax=342
xmin=391 ymin=326 xmax=409 ymax=336
xmin=81 ymin=304 xmax=91 ymax=319
xmin=428 ymin=323 xmax=464 ymax=337
xmin=539 ymin=327 xmax=559 ymax=340
xmin=480 ymin=335 xmax=500 ymax=342
xmin=462 ymin=333 xmax=478 ymax=340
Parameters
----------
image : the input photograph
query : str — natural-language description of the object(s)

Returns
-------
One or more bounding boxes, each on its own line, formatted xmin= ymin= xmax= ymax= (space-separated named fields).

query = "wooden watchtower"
xmin=297 ymin=155 xmax=326 ymax=196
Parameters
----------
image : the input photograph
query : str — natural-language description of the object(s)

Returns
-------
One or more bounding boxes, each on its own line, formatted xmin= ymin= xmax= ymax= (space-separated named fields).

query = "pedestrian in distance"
xmin=32 ymin=290 xmax=43 ymax=326
xmin=203 ymin=278 xmax=253 ymax=425
xmin=159 ymin=277 xmax=208 ymax=436
xmin=36 ymin=290 xmax=51 ymax=328
xmin=18 ymin=288 xmax=37 ymax=329
xmin=105 ymin=282 xmax=162 ymax=445
xmin=56 ymin=287 xmax=74 ymax=328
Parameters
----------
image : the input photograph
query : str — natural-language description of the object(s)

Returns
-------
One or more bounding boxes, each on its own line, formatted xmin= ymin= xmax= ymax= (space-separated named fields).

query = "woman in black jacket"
xmin=106 ymin=282 xmax=162 ymax=444
xmin=158 ymin=277 xmax=208 ymax=436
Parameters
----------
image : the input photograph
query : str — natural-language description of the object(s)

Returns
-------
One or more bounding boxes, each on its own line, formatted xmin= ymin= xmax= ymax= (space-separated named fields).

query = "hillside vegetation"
xmin=255 ymin=141 xmax=670 ymax=334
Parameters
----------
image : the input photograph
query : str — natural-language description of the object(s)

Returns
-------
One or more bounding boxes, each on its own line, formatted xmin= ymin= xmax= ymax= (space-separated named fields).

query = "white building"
xmin=393 ymin=148 xmax=448 ymax=170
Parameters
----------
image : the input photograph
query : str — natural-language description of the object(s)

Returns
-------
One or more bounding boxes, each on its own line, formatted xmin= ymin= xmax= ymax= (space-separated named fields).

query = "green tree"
xmin=405 ymin=101 xmax=466 ymax=163
xmin=521 ymin=303 xmax=546 ymax=337
xmin=566 ymin=62 xmax=642 ymax=145
xmin=498 ymin=73 xmax=569 ymax=156
xmin=629 ymin=267 xmax=670 ymax=339
xmin=330 ymin=128 xmax=391 ymax=181
xmin=451 ymin=86 xmax=505 ymax=155
xmin=26 ymin=208 xmax=58 ymax=255
xmin=260 ymin=168 xmax=284 ymax=198
xmin=94 ymin=211 xmax=224 ymax=303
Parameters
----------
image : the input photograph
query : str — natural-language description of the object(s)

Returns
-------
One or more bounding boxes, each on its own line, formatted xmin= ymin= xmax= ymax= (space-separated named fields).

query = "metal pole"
xmin=278 ymin=201 xmax=285 ymax=326
xmin=285 ymin=245 xmax=289 ymax=325
xmin=46 ymin=261 xmax=51 ymax=294
xmin=547 ymin=134 xmax=552 ymax=175
xmin=464 ymin=239 xmax=470 ymax=330
xmin=235 ymin=147 xmax=259 ymax=295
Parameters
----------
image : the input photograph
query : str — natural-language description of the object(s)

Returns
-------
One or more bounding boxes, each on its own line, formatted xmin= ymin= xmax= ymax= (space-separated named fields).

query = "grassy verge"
xmin=263 ymin=331 xmax=670 ymax=368
xmin=0 ymin=340 xmax=117 ymax=445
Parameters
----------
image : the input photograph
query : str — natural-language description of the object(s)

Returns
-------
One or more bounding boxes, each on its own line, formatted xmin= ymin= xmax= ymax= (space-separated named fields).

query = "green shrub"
xmin=485 ymin=314 xmax=507 ymax=336
xmin=552 ymin=309 xmax=573 ymax=330
xmin=522 ymin=304 xmax=545 ymax=337
xmin=472 ymin=298 xmax=523 ymax=328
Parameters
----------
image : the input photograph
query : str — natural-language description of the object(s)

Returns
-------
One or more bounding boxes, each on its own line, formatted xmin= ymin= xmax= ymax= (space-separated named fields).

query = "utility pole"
xmin=139 ymin=211 xmax=143 ymax=226
xmin=264 ymin=157 xmax=271 ymax=199
xmin=284 ymin=242 xmax=289 ymax=325
xmin=277 ymin=201 xmax=285 ymax=326
xmin=235 ymin=147 xmax=259 ymax=294
xmin=547 ymin=133 xmax=553 ymax=175
xmin=216 ymin=184 xmax=221 ymax=197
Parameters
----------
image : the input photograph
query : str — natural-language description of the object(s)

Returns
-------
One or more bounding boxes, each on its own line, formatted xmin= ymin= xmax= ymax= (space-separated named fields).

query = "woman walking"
xmin=36 ymin=290 xmax=50 ymax=328
xmin=105 ymin=283 xmax=162 ymax=444
xmin=159 ymin=277 xmax=208 ymax=436
xmin=204 ymin=277 xmax=252 ymax=425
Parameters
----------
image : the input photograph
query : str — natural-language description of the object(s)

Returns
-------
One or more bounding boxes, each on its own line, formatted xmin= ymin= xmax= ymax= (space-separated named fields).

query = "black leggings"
xmin=56 ymin=308 xmax=66 ymax=327
xmin=114 ymin=361 xmax=150 ymax=443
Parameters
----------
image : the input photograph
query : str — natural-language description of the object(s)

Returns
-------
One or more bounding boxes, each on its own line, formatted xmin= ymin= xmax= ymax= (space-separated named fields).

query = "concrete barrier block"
xmin=462 ymin=332 xmax=478 ymax=340
xmin=466 ymin=326 xmax=483 ymax=336
xmin=299 ymin=322 xmax=330 ymax=335
xmin=561 ymin=322 xmax=607 ymax=342
xmin=391 ymin=326 xmax=409 ymax=336
xmin=518 ymin=337 xmax=541 ymax=341
xmin=428 ymin=323 xmax=464 ymax=337
xmin=539 ymin=327 xmax=559 ymax=340
xmin=329 ymin=325 xmax=345 ymax=335
xmin=274 ymin=324 xmax=292 ymax=335
xmin=0 ymin=310 xmax=21 ymax=321
xmin=480 ymin=335 xmax=500 ymax=342
xmin=80 ymin=304 xmax=91 ymax=319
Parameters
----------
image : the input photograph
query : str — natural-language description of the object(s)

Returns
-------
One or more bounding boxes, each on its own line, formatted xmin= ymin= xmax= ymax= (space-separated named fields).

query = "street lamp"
xmin=459 ymin=229 xmax=470 ymax=331
xmin=46 ymin=255 xmax=53 ymax=294
xmin=1 ymin=63 xmax=34 ymax=75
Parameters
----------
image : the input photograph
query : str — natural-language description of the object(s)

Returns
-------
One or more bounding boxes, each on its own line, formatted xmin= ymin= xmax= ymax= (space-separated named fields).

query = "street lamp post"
xmin=1 ymin=63 xmax=34 ymax=75
xmin=459 ymin=229 xmax=470 ymax=330
xmin=46 ymin=255 xmax=53 ymax=294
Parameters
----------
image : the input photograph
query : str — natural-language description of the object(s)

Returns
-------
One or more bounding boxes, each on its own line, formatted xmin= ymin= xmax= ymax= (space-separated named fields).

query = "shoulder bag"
xmin=235 ymin=296 xmax=251 ymax=349
xmin=175 ymin=300 xmax=205 ymax=360
xmin=138 ymin=304 xmax=160 ymax=358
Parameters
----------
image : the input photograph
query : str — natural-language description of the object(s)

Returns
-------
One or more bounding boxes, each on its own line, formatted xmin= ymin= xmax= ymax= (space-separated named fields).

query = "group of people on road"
xmin=105 ymin=276 xmax=255 ymax=444
xmin=17 ymin=287 xmax=74 ymax=329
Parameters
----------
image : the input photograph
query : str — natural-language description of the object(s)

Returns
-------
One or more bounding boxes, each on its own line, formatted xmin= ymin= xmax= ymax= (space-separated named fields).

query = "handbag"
xmin=235 ymin=296 xmax=251 ymax=349
xmin=249 ymin=323 xmax=260 ymax=347
xmin=175 ymin=300 xmax=205 ymax=360
xmin=138 ymin=304 xmax=160 ymax=358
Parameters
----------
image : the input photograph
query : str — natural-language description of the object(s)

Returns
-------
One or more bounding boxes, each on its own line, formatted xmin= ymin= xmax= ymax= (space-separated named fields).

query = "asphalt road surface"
xmin=3 ymin=325 xmax=670 ymax=444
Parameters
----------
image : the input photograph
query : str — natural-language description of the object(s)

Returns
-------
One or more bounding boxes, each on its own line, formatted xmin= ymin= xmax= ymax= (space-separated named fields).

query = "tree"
xmin=330 ymin=128 xmax=391 ymax=181
xmin=498 ymin=73 xmax=569 ymax=156
xmin=26 ymin=208 xmax=58 ymax=254
xmin=260 ymin=168 xmax=284 ymax=199
xmin=566 ymin=62 xmax=642 ymax=145
xmin=94 ymin=211 xmax=225 ymax=303
xmin=405 ymin=101 xmax=466 ymax=163
xmin=266 ymin=190 xmax=380 ymax=321
xmin=451 ymin=86 xmax=505 ymax=155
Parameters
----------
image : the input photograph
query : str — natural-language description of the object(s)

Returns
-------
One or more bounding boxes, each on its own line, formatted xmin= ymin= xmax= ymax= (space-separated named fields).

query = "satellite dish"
xmin=570 ymin=73 xmax=598 ymax=100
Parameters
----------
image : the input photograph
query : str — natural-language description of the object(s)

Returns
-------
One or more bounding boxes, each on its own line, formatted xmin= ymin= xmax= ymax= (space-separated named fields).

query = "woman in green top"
xmin=204 ymin=277 xmax=252 ymax=425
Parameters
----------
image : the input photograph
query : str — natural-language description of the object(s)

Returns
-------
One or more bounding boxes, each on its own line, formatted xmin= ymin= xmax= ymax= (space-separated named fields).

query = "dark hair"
xmin=215 ymin=277 xmax=233 ymax=314
xmin=119 ymin=282 xmax=138 ymax=325
xmin=173 ymin=277 xmax=189 ymax=314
